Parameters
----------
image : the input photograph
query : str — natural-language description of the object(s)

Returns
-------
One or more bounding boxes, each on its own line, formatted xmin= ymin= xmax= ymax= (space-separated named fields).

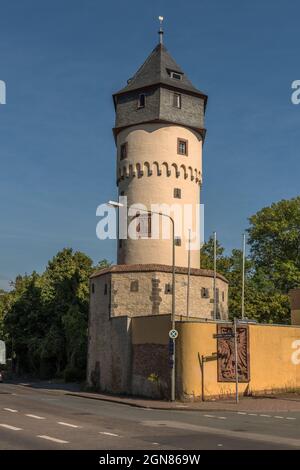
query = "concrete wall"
xmin=122 ymin=316 xmax=300 ymax=400
xmin=176 ymin=321 xmax=300 ymax=399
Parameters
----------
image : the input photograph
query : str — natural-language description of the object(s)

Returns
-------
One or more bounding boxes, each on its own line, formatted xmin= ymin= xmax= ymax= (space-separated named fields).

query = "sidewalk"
xmin=12 ymin=380 xmax=300 ymax=412
xmin=66 ymin=390 xmax=300 ymax=413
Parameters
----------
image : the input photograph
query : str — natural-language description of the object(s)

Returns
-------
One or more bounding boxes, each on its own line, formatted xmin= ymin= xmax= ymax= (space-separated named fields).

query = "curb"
xmin=65 ymin=392 xmax=240 ymax=412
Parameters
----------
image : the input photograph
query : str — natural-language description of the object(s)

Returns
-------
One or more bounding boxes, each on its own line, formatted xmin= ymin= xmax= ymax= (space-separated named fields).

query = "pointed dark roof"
xmin=113 ymin=43 xmax=206 ymax=100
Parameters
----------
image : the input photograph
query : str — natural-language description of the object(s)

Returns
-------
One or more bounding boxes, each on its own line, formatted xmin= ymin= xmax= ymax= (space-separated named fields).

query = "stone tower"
xmin=113 ymin=40 xmax=207 ymax=269
xmin=87 ymin=34 xmax=229 ymax=396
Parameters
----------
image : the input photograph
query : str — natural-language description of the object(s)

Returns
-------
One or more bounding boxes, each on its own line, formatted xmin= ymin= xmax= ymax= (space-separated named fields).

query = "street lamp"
xmin=107 ymin=201 xmax=177 ymax=401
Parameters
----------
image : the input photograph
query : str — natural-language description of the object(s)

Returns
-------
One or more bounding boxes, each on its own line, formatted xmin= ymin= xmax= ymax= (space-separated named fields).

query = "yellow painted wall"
xmin=177 ymin=322 xmax=300 ymax=399
xmin=128 ymin=315 xmax=300 ymax=399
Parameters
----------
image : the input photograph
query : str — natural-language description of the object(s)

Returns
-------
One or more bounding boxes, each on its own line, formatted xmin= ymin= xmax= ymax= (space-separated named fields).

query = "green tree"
xmin=200 ymin=238 xmax=290 ymax=324
xmin=200 ymin=236 xmax=231 ymax=275
xmin=0 ymin=288 xmax=9 ymax=340
xmin=93 ymin=259 xmax=111 ymax=272
xmin=4 ymin=273 xmax=45 ymax=374
xmin=248 ymin=196 xmax=300 ymax=293
xmin=39 ymin=248 xmax=93 ymax=378
xmin=3 ymin=248 xmax=111 ymax=380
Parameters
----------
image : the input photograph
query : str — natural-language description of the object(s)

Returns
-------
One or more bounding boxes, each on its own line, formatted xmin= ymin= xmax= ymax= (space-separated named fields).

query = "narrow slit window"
xmin=120 ymin=142 xmax=128 ymax=160
xmin=138 ymin=93 xmax=146 ymax=108
xmin=201 ymin=287 xmax=210 ymax=299
xmin=174 ymin=237 xmax=181 ymax=246
xmin=173 ymin=93 xmax=181 ymax=108
xmin=130 ymin=280 xmax=139 ymax=292
xmin=165 ymin=283 xmax=172 ymax=294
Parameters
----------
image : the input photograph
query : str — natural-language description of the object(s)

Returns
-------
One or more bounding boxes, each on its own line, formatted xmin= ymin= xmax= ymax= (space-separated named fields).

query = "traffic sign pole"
xmin=169 ymin=329 xmax=178 ymax=399
xmin=234 ymin=318 xmax=239 ymax=404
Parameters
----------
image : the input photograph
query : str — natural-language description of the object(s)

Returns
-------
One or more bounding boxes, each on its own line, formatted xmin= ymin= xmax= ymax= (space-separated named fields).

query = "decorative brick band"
xmin=117 ymin=161 xmax=202 ymax=185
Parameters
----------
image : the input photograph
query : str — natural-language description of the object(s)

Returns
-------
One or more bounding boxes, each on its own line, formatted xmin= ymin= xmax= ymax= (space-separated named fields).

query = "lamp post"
xmin=186 ymin=229 xmax=191 ymax=318
xmin=241 ymin=233 xmax=246 ymax=320
xmin=107 ymin=201 xmax=176 ymax=401
xmin=213 ymin=231 xmax=217 ymax=320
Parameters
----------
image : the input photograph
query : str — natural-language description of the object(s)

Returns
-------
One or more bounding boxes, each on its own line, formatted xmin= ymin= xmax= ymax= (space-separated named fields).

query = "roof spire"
xmin=158 ymin=16 xmax=164 ymax=45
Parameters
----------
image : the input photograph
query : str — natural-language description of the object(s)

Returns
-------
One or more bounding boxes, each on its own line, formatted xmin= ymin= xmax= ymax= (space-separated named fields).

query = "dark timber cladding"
xmin=113 ymin=43 xmax=207 ymax=139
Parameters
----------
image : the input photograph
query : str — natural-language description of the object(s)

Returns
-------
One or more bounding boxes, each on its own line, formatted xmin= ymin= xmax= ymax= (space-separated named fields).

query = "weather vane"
xmin=158 ymin=16 xmax=164 ymax=44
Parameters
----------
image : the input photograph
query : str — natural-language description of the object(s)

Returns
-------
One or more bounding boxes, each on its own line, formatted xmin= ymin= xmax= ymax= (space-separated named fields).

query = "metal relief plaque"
xmin=217 ymin=324 xmax=250 ymax=383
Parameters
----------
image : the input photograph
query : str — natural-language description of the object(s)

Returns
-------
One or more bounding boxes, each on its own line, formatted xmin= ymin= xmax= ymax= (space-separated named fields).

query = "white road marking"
xmin=58 ymin=422 xmax=80 ymax=428
xmin=217 ymin=444 xmax=223 ymax=447
xmin=152 ymin=442 xmax=160 ymax=445
xmin=143 ymin=419 xmax=300 ymax=448
xmin=99 ymin=431 xmax=120 ymax=437
xmin=3 ymin=408 xmax=18 ymax=413
xmin=25 ymin=414 xmax=45 ymax=420
xmin=37 ymin=435 xmax=69 ymax=444
xmin=0 ymin=424 xmax=22 ymax=431
xmin=238 ymin=412 xmax=295 ymax=421
xmin=217 ymin=416 xmax=227 ymax=420
xmin=204 ymin=414 xmax=215 ymax=418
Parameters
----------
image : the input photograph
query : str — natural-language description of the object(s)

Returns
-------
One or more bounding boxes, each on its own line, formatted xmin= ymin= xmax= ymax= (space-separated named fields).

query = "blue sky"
xmin=0 ymin=0 xmax=299 ymax=289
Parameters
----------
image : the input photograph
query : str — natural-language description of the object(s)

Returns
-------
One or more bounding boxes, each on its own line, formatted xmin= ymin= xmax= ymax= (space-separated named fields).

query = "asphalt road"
xmin=0 ymin=383 xmax=300 ymax=450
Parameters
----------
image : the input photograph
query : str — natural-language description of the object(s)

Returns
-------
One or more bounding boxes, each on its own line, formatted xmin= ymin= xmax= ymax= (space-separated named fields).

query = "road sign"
xmin=213 ymin=333 xmax=234 ymax=339
xmin=169 ymin=329 xmax=178 ymax=339
xmin=203 ymin=354 xmax=218 ymax=362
